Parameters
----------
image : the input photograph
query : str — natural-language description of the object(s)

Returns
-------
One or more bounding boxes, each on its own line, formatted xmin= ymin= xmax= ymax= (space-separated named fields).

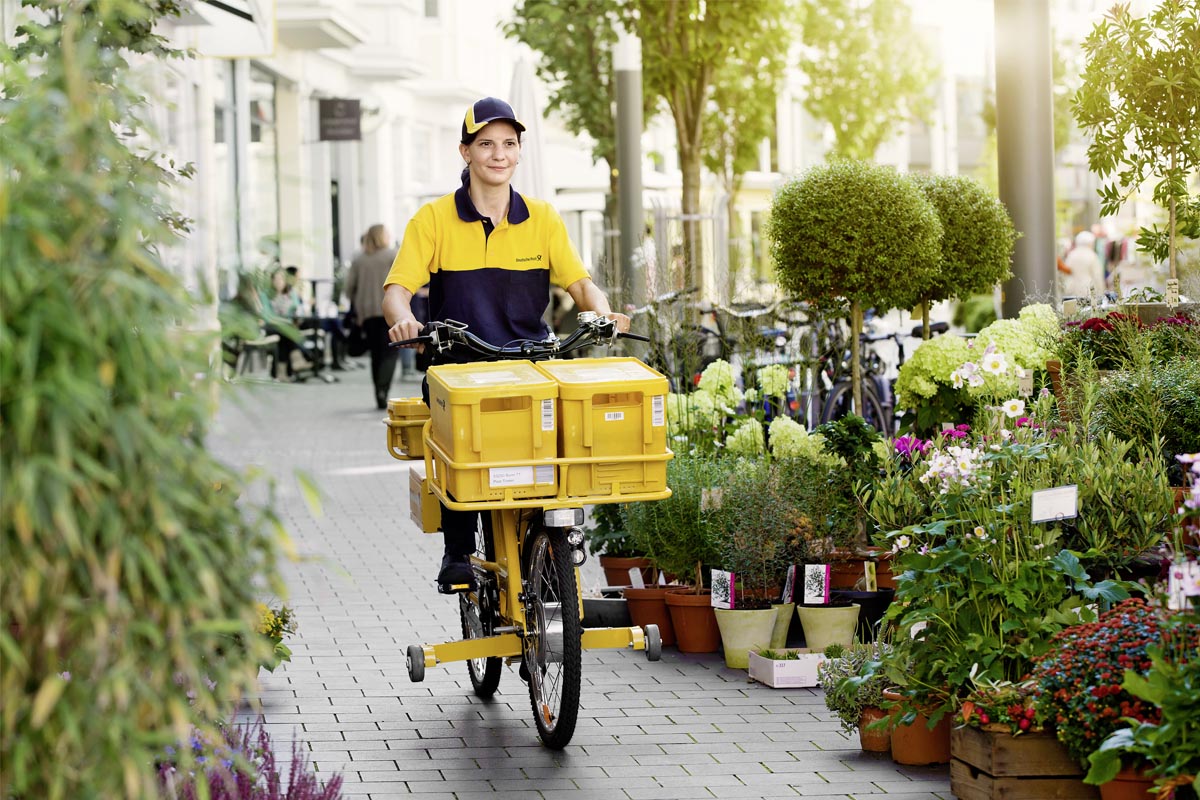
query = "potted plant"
xmin=817 ymin=640 xmax=893 ymax=753
xmin=587 ymin=503 xmax=654 ymax=587
xmin=710 ymin=457 xmax=796 ymax=668
xmin=767 ymin=160 xmax=942 ymax=416
xmin=1082 ymin=598 xmax=1200 ymax=800
xmin=1032 ymin=599 xmax=1169 ymax=799
xmin=908 ymin=173 xmax=1017 ymax=340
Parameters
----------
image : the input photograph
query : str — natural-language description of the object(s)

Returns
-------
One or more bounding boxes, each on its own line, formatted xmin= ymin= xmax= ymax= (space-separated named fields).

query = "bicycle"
xmin=384 ymin=314 xmax=668 ymax=749
xmin=626 ymin=287 xmax=728 ymax=391
xmin=819 ymin=320 xmax=949 ymax=434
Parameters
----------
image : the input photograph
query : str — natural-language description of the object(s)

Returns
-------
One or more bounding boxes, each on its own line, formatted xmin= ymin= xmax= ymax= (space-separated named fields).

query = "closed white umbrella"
xmin=509 ymin=58 xmax=550 ymax=201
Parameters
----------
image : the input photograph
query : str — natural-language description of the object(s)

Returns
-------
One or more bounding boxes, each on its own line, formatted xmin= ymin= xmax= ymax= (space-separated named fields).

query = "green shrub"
xmin=1 ymin=6 xmax=283 ymax=797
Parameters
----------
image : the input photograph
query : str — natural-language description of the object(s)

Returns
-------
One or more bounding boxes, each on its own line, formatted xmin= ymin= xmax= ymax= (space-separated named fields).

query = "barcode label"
xmin=542 ymin=399 xmax=555 ymax=431
xmin=534 ymin=465 xmax=554 ymax=484
xmin=651 ymin=395 xmax=665 ymax=427
xmin=604 ymin=411 xmax=624 ymax=422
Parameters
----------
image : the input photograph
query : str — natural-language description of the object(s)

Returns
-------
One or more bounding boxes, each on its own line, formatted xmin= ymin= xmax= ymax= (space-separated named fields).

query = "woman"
xmin=345 ymin=224 xmax=400 ymax=409
xmin=380 ymin=96 xmax=629 ymax=590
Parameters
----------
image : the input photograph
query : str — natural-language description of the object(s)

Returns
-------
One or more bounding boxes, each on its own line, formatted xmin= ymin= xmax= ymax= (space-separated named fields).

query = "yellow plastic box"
xmin=534 ymin=358 xmax=669 ymax=497
xmin=386 ymin=397 xmax=431 ymax=460
xmin=427 ymin=361 xmax=559 ymax=502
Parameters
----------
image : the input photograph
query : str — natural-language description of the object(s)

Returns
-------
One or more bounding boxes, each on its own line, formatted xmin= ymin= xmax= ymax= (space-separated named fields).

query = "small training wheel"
xmin=643 ymin=625 xmax=662 ymax=662
xmin=406 ymin=644 xmax=426 ymax=682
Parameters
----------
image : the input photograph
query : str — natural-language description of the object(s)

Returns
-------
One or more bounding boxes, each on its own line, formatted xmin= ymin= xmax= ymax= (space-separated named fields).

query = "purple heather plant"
xmin=159 ymin=719 xmax=343 ymax=800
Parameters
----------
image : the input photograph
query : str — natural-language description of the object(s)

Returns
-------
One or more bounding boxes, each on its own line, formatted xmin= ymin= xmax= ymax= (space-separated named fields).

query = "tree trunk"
xmin=921 ymin=301 xmax=930 ymax=340
xmin=1168 ymin=149 xmax=1178 ymax=284
xmin=679 ymin=141 xmax=703 ymax=309
xmin=726 ymin=189 xmax=740 ymax=301
xmin=851 ymin=300 xmax=864 ymax=416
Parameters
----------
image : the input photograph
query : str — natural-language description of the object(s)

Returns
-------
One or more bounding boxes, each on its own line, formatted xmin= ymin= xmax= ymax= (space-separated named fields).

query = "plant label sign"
xmin=803 ymin=564 xmax=831 ymax=605
xmin=782 ymin=565 xmax=797 ymax=604
xmin=710 ymin=569 xmax=734 ymax=609
xmin=1019 ymin=371 xmax=1033 ymax=397
xmin=863 ymin=561 xmax=878 ymax=593
xmin=1031 ymin=484 xmax=1078 ymax=524
xmin=1166 ymin=278 xmax=1180 ymax=307
xmin=1062 ymin=298 xmax=1078 ymax=317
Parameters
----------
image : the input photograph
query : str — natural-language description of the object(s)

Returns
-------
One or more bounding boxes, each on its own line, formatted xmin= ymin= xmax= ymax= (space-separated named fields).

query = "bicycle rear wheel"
xmin=522 ymin=526 xmax=582 ymax=749
xmin=820 ymin=379 xmax=890 ymax=434
xmin=460 ymin=514 xmax=501 ymax=698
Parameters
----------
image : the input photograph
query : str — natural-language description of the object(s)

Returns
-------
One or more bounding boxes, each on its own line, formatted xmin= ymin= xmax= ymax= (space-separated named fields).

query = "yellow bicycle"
xmin=385 ymin=314 xmax=670 ymax=748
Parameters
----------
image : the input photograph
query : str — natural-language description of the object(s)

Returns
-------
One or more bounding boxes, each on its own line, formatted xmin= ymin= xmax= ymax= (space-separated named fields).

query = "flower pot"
xmin=770 ymin=602 xmax=795 ymax=649
xmin=599 ymin=555 xmax=655 ymax=587
xmin=830 ymin=589 xmax=894 ymax=642
xmin=859 ymin=706 xmax=891 ymax=753
xmin=1099 ymin=766 xmax=1156 ymax=800
xmin=664 ymin=589 xmax=720 ymax=653
xmin=1046 ymin=359 xmax=1064 ymax=405
xmin=884 ymin=689 xmax=951 ymax=766
xmin=796 ymin=603 xmax=860 ymax=652
xmin=622 ymin=585 xmax=678 ymax=647
xmin=949 ymin=726 xmax=1094 ymax=799
xmin=714 ymin=608 xmax=776 ymax=669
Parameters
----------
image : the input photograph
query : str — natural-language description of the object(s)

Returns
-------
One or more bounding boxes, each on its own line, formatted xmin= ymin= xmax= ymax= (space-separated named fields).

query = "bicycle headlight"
xmin=570 ymin=548 xmax=587 ymax=567
xmin=566 ymin=527 xmax=585 ymax=547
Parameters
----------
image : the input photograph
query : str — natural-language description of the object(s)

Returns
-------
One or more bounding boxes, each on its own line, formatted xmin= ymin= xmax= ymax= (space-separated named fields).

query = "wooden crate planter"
xmin=950 ymin=726 xmax=1098 ymax=800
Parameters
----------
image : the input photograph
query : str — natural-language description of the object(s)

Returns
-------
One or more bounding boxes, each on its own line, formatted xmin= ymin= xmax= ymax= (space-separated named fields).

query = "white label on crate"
xmin=541 ymin=399 xmax=555 ymax=431
xmin=489 ymin=466 xmax=534 ymax=487
xmin=652 ymin=395 xmax=665 ymax=427
xmin=604 ymin=411 xmax=625 ymax=422
xmin=534 ymin=465 xmax=554 ymax=484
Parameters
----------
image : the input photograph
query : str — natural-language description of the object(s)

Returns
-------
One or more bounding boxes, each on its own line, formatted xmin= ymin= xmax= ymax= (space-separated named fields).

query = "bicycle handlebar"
xmin=389 ymin=312 xmax=644 ymax=360
xmin=626 ymin=286 xmax=700 ymax=317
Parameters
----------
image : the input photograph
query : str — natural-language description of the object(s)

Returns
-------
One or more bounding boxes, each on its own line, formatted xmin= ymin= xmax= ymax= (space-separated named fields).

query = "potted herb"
xmin=587 ymin=503 xmax=654 ymax=587
xmin=817 ymin=640 xmax=893 ymax=753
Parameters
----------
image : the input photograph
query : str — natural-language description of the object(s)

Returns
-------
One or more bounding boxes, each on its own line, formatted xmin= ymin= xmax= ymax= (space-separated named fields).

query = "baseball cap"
xmin=461 ymin=97 xmax=526 ymax=142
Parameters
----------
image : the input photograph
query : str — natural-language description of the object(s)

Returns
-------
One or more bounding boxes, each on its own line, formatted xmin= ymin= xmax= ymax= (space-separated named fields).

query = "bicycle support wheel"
xmin=522 ymin=526 xmax=582 ymax=749
xmin=461 ymin=513 xmax=502 ymax=698
xmin=821 ymin=380 xmax=890 ymax=434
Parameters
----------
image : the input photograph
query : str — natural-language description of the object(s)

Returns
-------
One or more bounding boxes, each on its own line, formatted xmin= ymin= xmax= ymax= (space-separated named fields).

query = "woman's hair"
xmin=461 ymin=127 xmax=524 ymax=146
xmin=363 ymin=224 xmax=390 ymax=253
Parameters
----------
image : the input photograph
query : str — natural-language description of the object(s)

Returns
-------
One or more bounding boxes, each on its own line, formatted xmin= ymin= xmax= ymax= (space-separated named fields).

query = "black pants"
xmin=363 ymin=316 xmax=398 ymax=404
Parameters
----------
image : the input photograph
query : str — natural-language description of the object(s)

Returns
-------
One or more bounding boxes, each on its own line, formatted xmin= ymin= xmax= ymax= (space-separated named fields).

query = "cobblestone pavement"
xmin=211 ymin=359 xmax=951 ymax=800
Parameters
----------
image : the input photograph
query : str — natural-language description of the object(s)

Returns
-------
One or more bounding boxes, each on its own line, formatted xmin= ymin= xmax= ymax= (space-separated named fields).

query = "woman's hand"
xmin=388 ymin=318 xmax=424 ymax=345
xmin=604 ymin=312 xmax=631 ymax=334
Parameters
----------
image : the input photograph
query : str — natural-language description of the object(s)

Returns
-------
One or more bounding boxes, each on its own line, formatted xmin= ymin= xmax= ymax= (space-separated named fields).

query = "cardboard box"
xmin=747 ymin=648 xmax=827 ymax=688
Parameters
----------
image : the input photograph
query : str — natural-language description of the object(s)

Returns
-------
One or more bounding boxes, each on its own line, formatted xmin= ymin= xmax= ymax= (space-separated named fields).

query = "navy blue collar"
xmin=454 ymin=175 xmax=530 ymax=225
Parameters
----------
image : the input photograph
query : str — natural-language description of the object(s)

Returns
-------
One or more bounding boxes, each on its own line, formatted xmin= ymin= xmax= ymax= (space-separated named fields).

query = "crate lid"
xmin=428 ymin=360 xmax=556 ymax=394
xmin=387 ymin=397 xmax=426 ymax=414
xmin=535 ymin=357 xmax=667 ymax=387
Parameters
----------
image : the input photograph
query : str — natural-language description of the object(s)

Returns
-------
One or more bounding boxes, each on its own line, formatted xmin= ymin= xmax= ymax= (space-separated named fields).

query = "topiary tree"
xmin=909 ymin=174 xmax=1018 ymax=339
xmin=766 ymin=160 xmax=942 ymax=413
xmin=1 ymin=4 xmax=284 ymax=797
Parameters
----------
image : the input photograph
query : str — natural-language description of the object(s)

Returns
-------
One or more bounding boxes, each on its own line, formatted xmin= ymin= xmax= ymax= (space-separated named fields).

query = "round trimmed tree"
xmin=910 ymin=173 xmax=1017 ymax=338
xmin=767 ymin=161 xmax=942 ymax=414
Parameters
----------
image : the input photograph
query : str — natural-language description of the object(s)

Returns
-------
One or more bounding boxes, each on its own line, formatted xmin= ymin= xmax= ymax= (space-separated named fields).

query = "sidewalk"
xmin=210 ymin=360 xmax=952 ymax=800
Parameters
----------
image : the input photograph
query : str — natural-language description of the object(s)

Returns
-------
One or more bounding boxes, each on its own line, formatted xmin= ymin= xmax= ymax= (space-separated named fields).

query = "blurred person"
xmin=266 ymin=266 xmax=312 ymax=380
xmin=382 ymin=96 xmax=629 ymax=591
xmin=346 ymin=224 xmax=401 ymax=409
xmin=1060 ymin=230 xmax=1105 ymax=302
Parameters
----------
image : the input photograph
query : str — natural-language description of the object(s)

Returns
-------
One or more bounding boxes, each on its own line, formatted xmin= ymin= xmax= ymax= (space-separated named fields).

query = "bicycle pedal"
xmin=437 ymin=581 xmax=473 ymax=595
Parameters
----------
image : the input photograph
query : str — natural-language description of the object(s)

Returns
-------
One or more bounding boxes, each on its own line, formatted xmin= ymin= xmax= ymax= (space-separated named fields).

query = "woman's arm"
xmin=564 ymin=277 xmax=630 ymax=333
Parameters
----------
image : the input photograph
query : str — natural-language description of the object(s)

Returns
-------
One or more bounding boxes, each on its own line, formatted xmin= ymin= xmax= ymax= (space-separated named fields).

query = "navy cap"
xmin=461 ymin=97 xmax=526 ymax=142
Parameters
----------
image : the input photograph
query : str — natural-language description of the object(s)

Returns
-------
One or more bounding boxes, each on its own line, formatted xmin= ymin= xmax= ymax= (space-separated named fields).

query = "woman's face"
xmin=459 ymin=121 xmax=521 ymax=189
xmin=272 ymin=270 xmax=287 ymax=292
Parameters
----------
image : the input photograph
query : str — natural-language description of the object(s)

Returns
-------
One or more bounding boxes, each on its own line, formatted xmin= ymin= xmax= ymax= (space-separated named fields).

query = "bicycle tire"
xmin=522 ymin=526 xmax=582 ymax=749
xmin=460 ymin=515 xmax=502 ymax=698
xmin=820 ymin=379 xmax=890 ymax=434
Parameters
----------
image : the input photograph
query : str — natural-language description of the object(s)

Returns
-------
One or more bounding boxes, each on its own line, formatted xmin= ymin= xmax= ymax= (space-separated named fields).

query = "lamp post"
xmin=615 ymin=29 xmax=645 ymax=310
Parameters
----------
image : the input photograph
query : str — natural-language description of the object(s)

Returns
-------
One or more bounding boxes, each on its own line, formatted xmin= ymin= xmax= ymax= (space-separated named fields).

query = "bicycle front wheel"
xmin=821 ymin=380 xmax=890 ymax=434
xmin=522 ymin=527 xmax=582 ymax=749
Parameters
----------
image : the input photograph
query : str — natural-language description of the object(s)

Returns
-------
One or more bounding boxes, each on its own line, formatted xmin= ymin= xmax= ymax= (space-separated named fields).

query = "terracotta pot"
xmin=1099 ymin=766 xmax=1156 ymax=800
xmin=623 ymin=585 xmax=678 ymax=647
xmin=1046 ymin=359 xmax=1064 ymax=405
xmin=859 ymin=706 xmax=891 ymax=753
xmin=599 ymin=555 xmax=655 ymax=587
xmin=883 ymin=689 xmax=951 ymax=766
xmin=664 ymin=589 xmax=720 ymax=653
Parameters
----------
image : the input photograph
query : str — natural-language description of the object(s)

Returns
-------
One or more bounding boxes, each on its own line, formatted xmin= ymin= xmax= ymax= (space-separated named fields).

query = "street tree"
xmin=1074 ymin=0 xmax=1200 ymax=284
xmin=797 ymin=0 xmax=937 ymax=161
xmin=702 ymin=13 xmax=794 ymax=295
xmin=626 ymin=0 xmax=792 ymax=297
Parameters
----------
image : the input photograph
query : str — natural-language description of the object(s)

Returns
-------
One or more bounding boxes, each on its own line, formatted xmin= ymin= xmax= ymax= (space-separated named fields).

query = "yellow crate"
xmin=534 ymin=358 xmax=669 ymax=497
xmin=409 ymin=463 xmax=440 ymax=533
xmin=386 ymin=397 xmax=431 ymax=460
xmin=427 ymin=361 xmax=559 ymax=502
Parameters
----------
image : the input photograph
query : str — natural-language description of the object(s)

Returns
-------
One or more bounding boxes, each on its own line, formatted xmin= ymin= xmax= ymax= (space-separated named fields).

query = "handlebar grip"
xmin=388 ymin=336 xmax=431 ymax=349
xmin=619 ymin=332 xmax=651 ymax=343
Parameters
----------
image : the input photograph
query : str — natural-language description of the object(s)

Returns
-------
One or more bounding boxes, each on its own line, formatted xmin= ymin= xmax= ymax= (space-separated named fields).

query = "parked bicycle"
xmin=385 ymin=314 xmax=668 ymax=749
xmin=626 ymin=287 xmax=729 ymax=391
